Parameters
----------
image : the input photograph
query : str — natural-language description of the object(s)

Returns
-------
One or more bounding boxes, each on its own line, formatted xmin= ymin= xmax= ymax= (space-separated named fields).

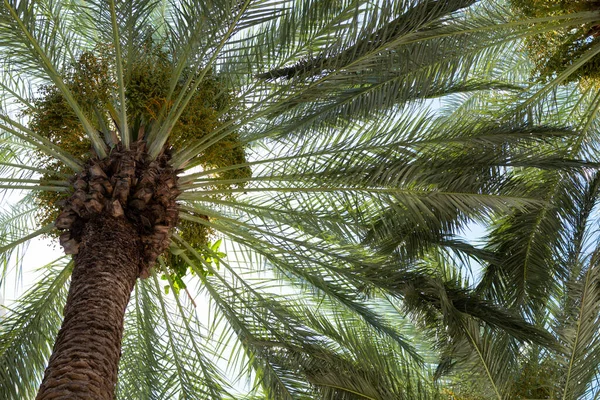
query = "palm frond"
xmin=1 ymin=0 xmax=107 ymax=157
xmin=0 ymin=259 xmax=71 ymax=400
xmin=554 ymin=249 xmax=600 ymax=399
xmin=438 ymin=324 xmax=519 ymax=400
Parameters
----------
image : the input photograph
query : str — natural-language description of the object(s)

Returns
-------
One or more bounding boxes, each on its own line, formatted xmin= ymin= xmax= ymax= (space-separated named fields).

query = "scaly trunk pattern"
xmin=36 ymin=215 xmax=142 ymax=399
xmin=35 ymin=143 xmax=179 ymax=398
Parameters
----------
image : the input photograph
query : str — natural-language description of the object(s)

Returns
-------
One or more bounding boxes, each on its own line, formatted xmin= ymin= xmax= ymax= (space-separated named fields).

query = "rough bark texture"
xmin=55 ymin=142 xmax=180 ymax=277
xmin=36 ymin=143 xmax=180 ymax=398
xmin=36 ymin=215 xmax=142 ymax=399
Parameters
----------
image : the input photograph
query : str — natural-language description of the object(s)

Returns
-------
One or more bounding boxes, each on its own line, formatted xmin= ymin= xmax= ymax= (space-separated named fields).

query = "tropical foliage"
xmin=2 ymin=0 xmax=600 ymax=398
xmin=509 ymin=0 xmax=600 ymax=85
xmin=425 ymin=1 xmax=600 ymax=398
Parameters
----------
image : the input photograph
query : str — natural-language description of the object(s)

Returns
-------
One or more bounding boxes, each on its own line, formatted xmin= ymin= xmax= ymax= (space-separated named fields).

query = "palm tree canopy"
xmin=0 ymin=0 xmax=582 ymax=398
xmin=410 ymin=1 xmax=600 ymax=398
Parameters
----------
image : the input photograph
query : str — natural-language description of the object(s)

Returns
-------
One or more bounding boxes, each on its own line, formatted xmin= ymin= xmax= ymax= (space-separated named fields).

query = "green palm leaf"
xmin=0 ymin=0 xmax=578 ymax=398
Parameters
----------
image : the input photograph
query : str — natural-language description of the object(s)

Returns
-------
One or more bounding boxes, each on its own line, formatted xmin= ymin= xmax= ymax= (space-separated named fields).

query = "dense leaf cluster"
xmin=510 ymin=0 xmax=600 ymax=84
xmin=28 ymin=45 xmax=249 ymax=286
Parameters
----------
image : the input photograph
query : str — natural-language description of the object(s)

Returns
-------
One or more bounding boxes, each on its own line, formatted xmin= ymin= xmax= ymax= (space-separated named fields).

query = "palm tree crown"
xmin=0 ymin=0 xmax=578 ymax=398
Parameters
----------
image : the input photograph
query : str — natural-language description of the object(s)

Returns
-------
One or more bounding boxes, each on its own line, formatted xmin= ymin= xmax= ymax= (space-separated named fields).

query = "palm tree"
xmin=0 ymin=0 xmax=560 ymax=398
xmin=431 ymin=143 xmax=600 ymax=398
xmin=390 ymin=1 xmax=600 ymax=397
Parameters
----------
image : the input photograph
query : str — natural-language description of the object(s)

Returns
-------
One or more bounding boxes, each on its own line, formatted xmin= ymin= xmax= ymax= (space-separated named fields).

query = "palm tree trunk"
xmin=36 ymin=214 xmax=143 ymax=400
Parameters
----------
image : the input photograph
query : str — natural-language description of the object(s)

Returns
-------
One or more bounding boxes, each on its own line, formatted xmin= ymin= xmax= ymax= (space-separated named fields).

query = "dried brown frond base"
xmin=55 ymin=141 xmax=181 ymax=278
